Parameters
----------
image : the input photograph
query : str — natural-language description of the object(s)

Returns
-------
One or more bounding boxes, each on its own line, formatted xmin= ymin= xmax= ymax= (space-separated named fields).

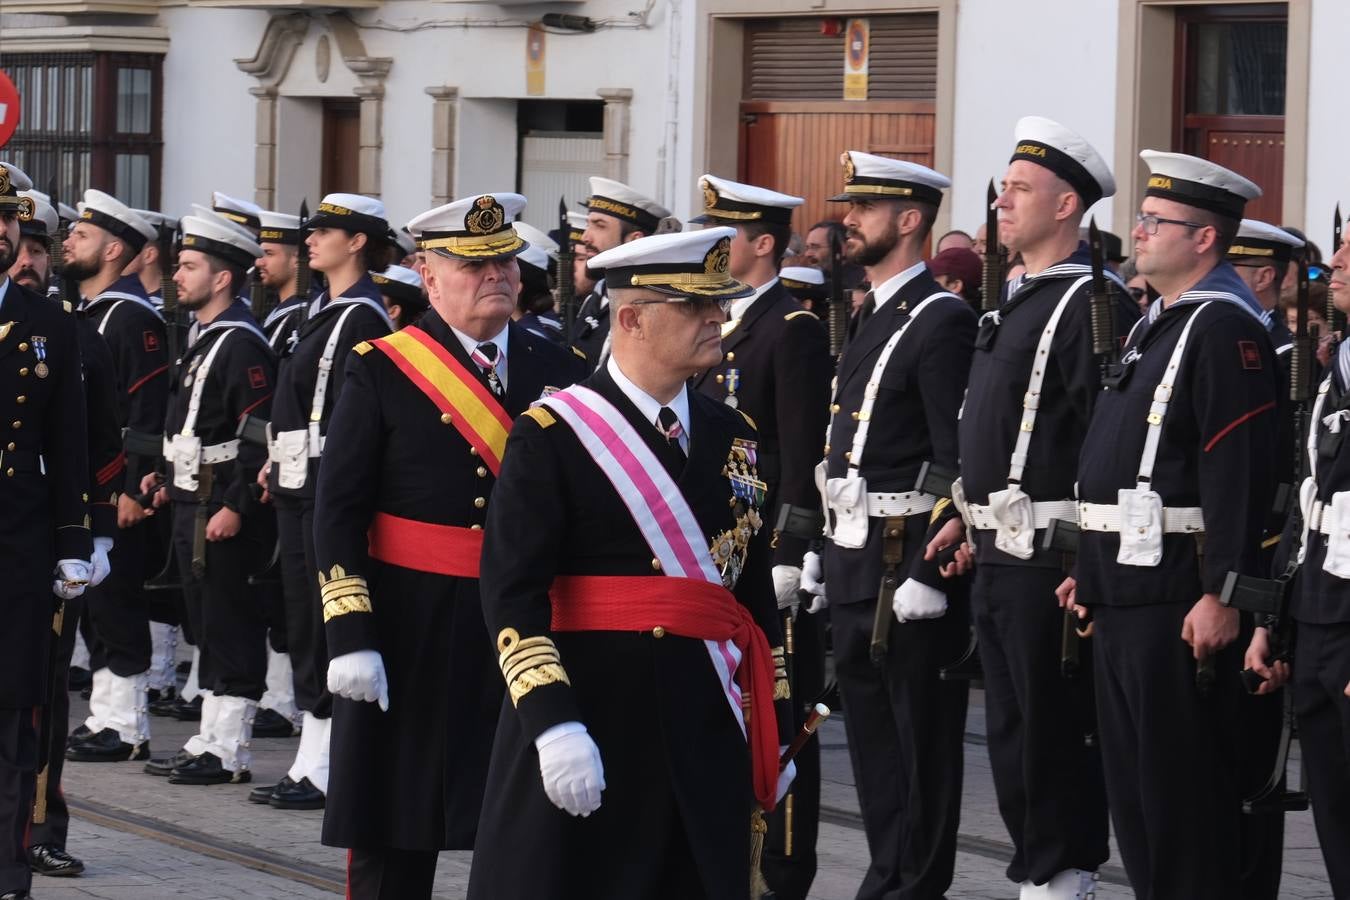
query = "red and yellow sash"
xmin=371 ymin=326 xmax=513 ymax=475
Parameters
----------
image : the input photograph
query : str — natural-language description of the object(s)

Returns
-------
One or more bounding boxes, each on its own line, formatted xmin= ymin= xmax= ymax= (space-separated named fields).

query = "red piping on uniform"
xmin=239 ymin=393 xmax=272 ymax=418
xmin=96 ymin=452 xmax=126 ymax=486
xmin=126 ymin=365 xmax=168 ymax=395
xmin=346 ymin=849 xmax=353 ymax=900
xmin=1204 ymin=400 xmax=1276 ymax=452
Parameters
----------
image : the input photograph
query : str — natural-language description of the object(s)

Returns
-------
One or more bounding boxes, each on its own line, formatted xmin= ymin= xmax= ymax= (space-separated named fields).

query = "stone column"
xmin=425 ymin=86 xmax=459 ymax=206
xmin=249 ymin=85 xmax=278 ymax=209
xmin=597 ymin=88 xmax=633 ymax=183
xmin=354 ymin=84 xmax=384 ymax=199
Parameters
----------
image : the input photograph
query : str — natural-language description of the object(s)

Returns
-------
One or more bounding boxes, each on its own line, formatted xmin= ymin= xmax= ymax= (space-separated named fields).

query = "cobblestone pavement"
xmin=32 ymin=685 xmax=1332 ymax=899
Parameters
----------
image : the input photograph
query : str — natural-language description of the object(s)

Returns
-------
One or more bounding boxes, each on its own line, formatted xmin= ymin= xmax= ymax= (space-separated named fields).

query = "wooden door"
xmin=321 ymin=99 xmax=360 ymax=196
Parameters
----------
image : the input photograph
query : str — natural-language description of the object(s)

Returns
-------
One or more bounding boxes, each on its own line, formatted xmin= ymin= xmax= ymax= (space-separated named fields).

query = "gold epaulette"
xmin=570 ymin=346 xmax=587 ymax=360
xmin=784 ymin=309 xmax=817 ymax=321
xmin=772 ymin=645 xmax=791 ymax=701
xmin=930 ymin=497 xmax=951 ymax=525
xmin=497 ymin=628 xmax=570 ymax=705
xmin=354 ymin=341 xmax=373 ymax=356
xmin=739 ymin=409 xmax=757 ymax=430
xmin=318 ymin=564 xmax=373 ymax=621
xmin=522 ymin=406 xmax=556 ymax=429
xmin=62 ymin=300 xmax=73 ymax=314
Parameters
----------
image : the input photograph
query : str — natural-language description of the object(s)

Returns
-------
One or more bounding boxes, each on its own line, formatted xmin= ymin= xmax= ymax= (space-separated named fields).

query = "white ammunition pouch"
xmin=167 ymin=434 xmax=202 ymax=492
xmin=825 ymin=472 xmax=869 ymax=549
xmin=982 ymin=485 xmax=1037 ymax=560
xmin=1114 ymin=487 xmax=1166 ymax=567
xmin=166 ymin=326 xmax=241 ymax=493
xmin=1324 ymin=491 xmax=1350 ymax=579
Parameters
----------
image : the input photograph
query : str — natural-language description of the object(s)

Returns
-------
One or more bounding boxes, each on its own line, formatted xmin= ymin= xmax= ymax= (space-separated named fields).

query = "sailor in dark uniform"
xmin=813 ymin=151 xmax=976 ymax=900
xmin=1245 ymin=224 xmax=1350 ymax=900
xmin=689 ymin=174 xmax=831 ymax=900
xmin=211 ymin=191 xmax=263 ymax=238
xmin=0 ymin=161 xmax=93 ymax=900
xmin=565 ymin=210 xmax=596 ymax=301
xmin=314 ymin=193 xmax=584 ymax=900
xmin=10 ymin=190 xmax=121 ymax=880
xmin=255 ymin=211 xmax=309 ymax=356
xmin=927 ymin=117 xmax=1136 ymax=899
xmin=252 ymin=193 xmax=395 ymax=811
xmin=513 ymin=221 xmax=565 ymax=344
xmin=469 ymin=226 xmax=793 ymax=900
xmin=139 ymin=216 xmax=275 ymax=786
xmin=779 ymin=265 xmax=828 ymax=316
xmin=61 ymin=190 xmax=164 ymax=764
xmin=573 ymin=177 xmax=673 ymax=368
xmin=1063 ymin=151 xmax=1276 ymax=899
xmin=1225 ymin=217 xmax=1306 ymax=900
xmin=128 ymin=209 xmax=175 ymax=308
xmin=372 ymin=265 xmax=428 ymax=330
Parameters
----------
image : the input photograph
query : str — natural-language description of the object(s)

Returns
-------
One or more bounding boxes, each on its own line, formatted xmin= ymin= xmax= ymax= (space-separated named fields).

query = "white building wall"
xmin=948 ymin=0 xmax=1121 ymax=236
xmin=1303 ymin=0 xmax=1350 ymax=248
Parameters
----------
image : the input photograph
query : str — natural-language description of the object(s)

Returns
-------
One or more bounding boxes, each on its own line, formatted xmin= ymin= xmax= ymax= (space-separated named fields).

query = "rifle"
xmin=1331 ymin=205 xmax=1345 ymax=345
xmin=911 ymin=461 xmax=982 ymax=681
xmin=557 ymin=196 xmax=577 ymax=346
xmin=296 ymin=199 xmax=313 ymax=307
xmin=827 ymin=226 xmax=847 ymax=356
xmin=1218 ymin=258 xmax=1315 ymax=815
xmin=249 ymin=266 xmax=270 ymax=323
xmin=982 ymin=180 xmax=1006 ymax=311
xmin=159 ymin=223 xmax=181 ymax=368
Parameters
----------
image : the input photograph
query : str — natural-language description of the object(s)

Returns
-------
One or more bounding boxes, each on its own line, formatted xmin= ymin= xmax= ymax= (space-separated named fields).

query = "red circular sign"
xmin=0 ymin=69 xmax=20 ymax=148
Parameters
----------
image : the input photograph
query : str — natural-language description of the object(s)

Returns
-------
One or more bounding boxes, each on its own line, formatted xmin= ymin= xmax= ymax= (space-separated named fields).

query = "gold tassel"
xmin=749 ymin=807 xmax=769 ymax=899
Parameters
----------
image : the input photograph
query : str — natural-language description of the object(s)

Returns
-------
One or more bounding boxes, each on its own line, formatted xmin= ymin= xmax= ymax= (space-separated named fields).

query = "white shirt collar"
xmin=0 ymin=277 xmax=10 ymax=315
xmin=870 ymin=260 xmax=928 ymax=312
xmin=606 ymin=355 xmax=690 ymax=452
xmin=729 ymin=276 xmax=778 ymax=323
xmin=449 ymin=321 xmax=510 ymax=388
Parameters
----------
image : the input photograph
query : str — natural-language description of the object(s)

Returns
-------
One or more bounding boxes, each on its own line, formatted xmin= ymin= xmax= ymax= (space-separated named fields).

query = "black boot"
xmin=28 ymin=843 xmax=85 ymax=877
xmin=251 ymin=708 xmax=299 ymax=738
xmin=64 ymin=727 xmax=148 ymax=762
xmin=144 ymin=749 xmax=197 ymax=777
xmin=148 ymin=686 xmax=180 ymax=717
xmin=171 ymin=695 xmax=203 ymax=721
xmin=269 ymin=776 xmax=325 ymax=810
xmin=168 ymin=751 xmax=251 ymax=785
xmin=248 ymin=775 xmax=296 ymax=805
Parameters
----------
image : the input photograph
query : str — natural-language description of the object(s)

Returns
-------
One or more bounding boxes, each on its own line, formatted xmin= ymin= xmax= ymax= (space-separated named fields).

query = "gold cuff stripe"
xmin=507 ymin=663 xmax=570 ymax=705
xmin=773 ymin=677 xmax=792 ymax=701
xmin=504 ymin=650 xmax=564 ymax=685
xmin=322 ymin=593 xmax=373 ymax=622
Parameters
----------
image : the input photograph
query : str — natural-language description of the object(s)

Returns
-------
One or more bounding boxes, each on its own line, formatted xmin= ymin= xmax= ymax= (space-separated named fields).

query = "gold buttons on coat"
xmin=476 ymin=466 xmax=487 ymax=478
xmin=726 ymin=352 xmax=735 ymax=362
xmin=469 ymin=446 xmax=479 ymax=456
xmin=652 ymin=626 xmax=666 ymax=639
xmin=15 ymin=396 xmax=25 ymax=405
xmin=830 ymin=403 xmax=841 ymax=413
xmin=715 ymin=374 xmax=725 ymax=384
xmin=651 ymin=558 xmax=662 ymax=571
xmin=471 ymin=524 xmax=483 ymax=531
xmin=473 ymin=497 xmax=486 ymax=509
xmin=11 ymin=421 xmax=20 ymax=430
xmin=18 ymin=368 xmax=27 ymax=377
xmin=440 ymin=413 xmax=453 ymax=424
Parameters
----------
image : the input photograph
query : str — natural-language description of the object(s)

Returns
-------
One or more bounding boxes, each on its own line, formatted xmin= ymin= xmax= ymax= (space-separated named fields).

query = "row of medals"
xmin=712 ymin=437 xmax=766 ymax=589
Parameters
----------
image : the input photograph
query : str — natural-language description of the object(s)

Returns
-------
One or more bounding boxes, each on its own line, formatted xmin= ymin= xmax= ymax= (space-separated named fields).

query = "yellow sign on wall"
xmin=844 ymin=18 xmax=869 ymax=101
xmin=526 ymin=24 xmax=546 ymax=96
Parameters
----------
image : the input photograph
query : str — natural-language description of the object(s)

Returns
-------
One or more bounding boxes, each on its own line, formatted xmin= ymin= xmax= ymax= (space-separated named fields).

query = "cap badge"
xmin=704 ymin=237 xmax=731 ymax=276
xmin=842 ymin=153 xmax=856 ymax=185
xmin=466 ymin=195 xmax=505 ymax=235
xmin=0 ymin=169 xmax=9 ymax=195
xmin=16 ymin=197 xmax=35 ymax=223
xmin=702 ymin=181 xmax=719 ymax=212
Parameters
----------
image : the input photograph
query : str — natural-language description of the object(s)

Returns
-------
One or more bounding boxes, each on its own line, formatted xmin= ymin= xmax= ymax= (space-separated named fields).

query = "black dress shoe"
xmin=28 ymin=842 xmax=85 ymax=877
xmin=269 ymin=775 xmax=325 ymax=810
xmin=248 ymin=775 xmax=296 ymax=804
xmin=171 ymin=696 xmax=203 ymax=721
xmin=68 ymin=665 xmax=91 ymax=691
xmin=176 ymin=659 xmax=192 ymax=676
xmin=0 ymin=890 xmax=32 ymax=899
xmin=251 ymin=707 xmax=299 ymax=738
xmin=168 ymin=751 xmax=252 ymax=785
xmin=65 ymin=724 xmax=93 ymax=747
xmin=148 ymin=687 xmax=180 ymax=717
xmin=144 ymin=750 xmax=196 ymax=777
xmin=65 ymin=728 xmax=149 ymax=762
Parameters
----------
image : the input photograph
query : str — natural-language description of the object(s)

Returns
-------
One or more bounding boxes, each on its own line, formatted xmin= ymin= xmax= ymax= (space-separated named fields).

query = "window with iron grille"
xmin=1 ymin=52 xmax=162 ymax=209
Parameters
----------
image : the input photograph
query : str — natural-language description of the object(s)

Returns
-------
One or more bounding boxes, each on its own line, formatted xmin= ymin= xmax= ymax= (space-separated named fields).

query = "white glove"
xmin=776 ymin=753 xmax=797 ymax=805
xmin=90 ymin=537 xmax=114 ymax=587
xmin=52 ymin=559 xmax=90 ymax=600
xmin=772 ymin=565 xmax=802 ymax=618
xmin=800 ymin=551 xmax=827 ymax=614
xmin=893 ymin=578 xmax=948 ymax=623
xmin=535 ymin=722 xmax=605 ymax=817
xmin=327 ymin=650 xmax=389 ymax=711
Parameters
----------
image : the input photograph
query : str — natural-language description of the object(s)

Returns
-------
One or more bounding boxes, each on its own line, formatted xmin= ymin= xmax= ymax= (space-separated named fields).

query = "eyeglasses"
xmin=631 ymin=296 xmax=735 ymax=315
xmin=1127 ymin=287 xmax=1147 ymax=301
xmin=1135 ymin=213 xmax=1209 ymax=236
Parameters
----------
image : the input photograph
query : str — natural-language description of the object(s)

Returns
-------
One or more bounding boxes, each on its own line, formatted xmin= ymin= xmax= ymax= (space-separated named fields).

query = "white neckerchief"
xmin=729 ymin=277 xmax=779 ymax=323
xmin=869 ymin=260 xmax=928 ymax=313
xmin=450 ymin=320 xmax=511 ymax=392
xmin=606 ymin=355 xmax=690 ymax=453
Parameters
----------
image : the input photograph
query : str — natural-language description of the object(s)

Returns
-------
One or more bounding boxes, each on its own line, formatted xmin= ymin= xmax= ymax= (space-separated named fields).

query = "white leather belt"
xmin=1306 ymin=500 xmax=1337 ymax=537
xmin=201 ymin=440 xmax=240 ymax=464
xmin=865 ymin=491 xmax=938 ymax=518
xmin=966 ymin=500 xmax=1078 ymax=531
xmin=266 ymin=430 xmax=325 ymax=462
xmin=1078 ymin=501 xmax=1205 ymax=534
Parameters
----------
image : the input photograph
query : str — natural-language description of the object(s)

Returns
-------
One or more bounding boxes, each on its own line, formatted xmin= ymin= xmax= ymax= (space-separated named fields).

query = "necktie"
xmin=848 ymin=291 xmax=876 ymax=342
xmin=471 ymin=342 xmax=504 ymax=397
xmin=657 ymin=406 xmax=686 ymax=463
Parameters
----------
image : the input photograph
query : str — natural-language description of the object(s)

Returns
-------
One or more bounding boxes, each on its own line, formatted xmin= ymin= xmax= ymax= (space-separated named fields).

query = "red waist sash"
xmin=549 ymin=574 xmax=780 ymax=811
xmin=367 ymin=512 xmax=483 ymax=579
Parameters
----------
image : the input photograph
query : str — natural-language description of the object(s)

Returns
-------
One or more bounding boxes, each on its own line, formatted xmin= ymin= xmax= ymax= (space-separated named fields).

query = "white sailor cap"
xmin=372 ymin=264 xmax=427 ymax=309
xmin=258 ymin=210 xmax=302 ymax=246
xmin=565 ymin=211 xmax=588 ymax=245
xmin=513 ymin=221 xmax=559 ymax=272
xmin=211 ymin=191 xmax=263 ymax=232
xmin=180 ymin=215 xmax=264 ymax=269
xmin=779 ymin=266 xmax=828 ymax=302
xmin=587 ymin=226 xmax=752 ymax=300
xmin=190 ymin=204 xmax=257 ymax=242
xmin=1140 ymin=150 xmax=1261 ymax=220
xmin=394 ymin=227 xmax=417 ymax=258
xmin=585 ymin=177 xmax=672 ymax=233
xmin=79 ymin=189 xmax=157 ymax=252
xmin=0 ymin=162 xmax=35 ymax=217
xmin=1228 ymin=219 xmax=1304 ymax=264
xmin=17 ymin=191 xmax=58 ymax=236
xmin=692 ymin=174 xmax=804 ymax=226
xmin=829 ymin=152 xmax=950 ymax=207
xmin=56 ymin=200 xmax=78 ymax=225
xmin=132 ymin=208 xmax=179 ymax=235
xmin=1010 ymin=116 xmax=1115 ymax=207
xmin=306 ymin=193 xmax=390 ymax=240
xmin=408 ymin=192 xmax=527 ymax=260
